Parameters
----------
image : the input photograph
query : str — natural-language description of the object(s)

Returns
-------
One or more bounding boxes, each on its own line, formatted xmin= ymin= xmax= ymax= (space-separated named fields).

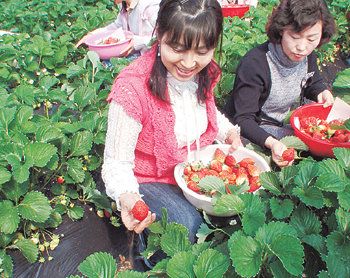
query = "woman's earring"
xmin=157 ymin=46 xmax=160 ymax=57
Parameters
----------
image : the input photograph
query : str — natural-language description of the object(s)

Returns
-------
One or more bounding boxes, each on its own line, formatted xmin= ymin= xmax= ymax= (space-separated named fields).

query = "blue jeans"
xmin=139 ymin=182 xmax=203 ymax=244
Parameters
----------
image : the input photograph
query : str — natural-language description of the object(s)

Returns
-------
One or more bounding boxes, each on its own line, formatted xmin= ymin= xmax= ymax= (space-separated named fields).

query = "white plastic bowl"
xmin=85 ymin=30 xmax=133 ymax=59
xmin=174 ymin=144 xmax=270 ymax=217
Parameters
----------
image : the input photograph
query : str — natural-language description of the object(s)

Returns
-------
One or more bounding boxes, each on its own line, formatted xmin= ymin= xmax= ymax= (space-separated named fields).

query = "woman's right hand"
xmin=119 ymin=192 xmax=156 ymax=234
xmin=265 ymin=136 xmax=292 ymax=168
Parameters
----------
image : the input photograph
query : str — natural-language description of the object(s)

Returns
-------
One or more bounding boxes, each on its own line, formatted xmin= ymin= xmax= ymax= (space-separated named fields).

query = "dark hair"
xmin=148 ymin=0 xmax=223 ymax=103
xmin=266 ymin=0 xmax=336 ymax=46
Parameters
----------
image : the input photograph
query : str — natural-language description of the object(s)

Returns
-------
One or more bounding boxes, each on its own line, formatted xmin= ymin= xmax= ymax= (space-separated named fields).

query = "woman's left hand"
xmin=225 ymin=128 xmax=243 ymax=153
xmin=317 ymin=89 xmax=334 ymax=107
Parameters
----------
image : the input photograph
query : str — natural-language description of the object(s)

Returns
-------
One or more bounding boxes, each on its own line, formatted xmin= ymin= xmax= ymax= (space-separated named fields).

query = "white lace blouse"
xmin=101 ymin=75 xmax=240 ymax=209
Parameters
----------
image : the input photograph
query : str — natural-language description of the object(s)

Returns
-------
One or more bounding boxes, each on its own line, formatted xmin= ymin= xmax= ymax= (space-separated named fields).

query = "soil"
xmin=9 ymin=56 xmax=349 ymax=278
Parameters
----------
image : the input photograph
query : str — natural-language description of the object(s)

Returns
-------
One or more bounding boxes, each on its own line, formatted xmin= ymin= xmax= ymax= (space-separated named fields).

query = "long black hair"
xmin=148 ymin=0 xmax=223 ymax=103
xmin=266 ymin=0 xmax=336 ymax=47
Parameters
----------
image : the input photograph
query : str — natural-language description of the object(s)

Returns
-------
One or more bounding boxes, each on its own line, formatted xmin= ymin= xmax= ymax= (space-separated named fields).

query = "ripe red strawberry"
xmin=187 ymin=180 xmax=200 ymax=194
xmin=132 ymin=200 xmax=149 ymax=221
xmin=334 ymin=130 xmax=345 ymax=136
xmin=222 ymin=164 xmax=233 ymax=173
xmin=225 ymin=155 xmax=236 ymax=167
xmin=248 ymin=176 xmax=261 ymax=192
xmin=104 ymin=210 xmax=111 ymax=218
xmin=331 ymin=134 xmax=346 ymax=143
xmin=207 ymin=169 xmax=220 ymax=177
xmin=220 ymin=170 xmax=236 ymax=184
xmin=238 ymin=158 xmax=255 ymax=168
xmin=282 ymin=148 xmax=295 ymax=162
xmin=246 ymin=164 xmax=260 ymax=177
xmin=235 ymin=173 xmax=248 ymax=185
xmin=210 ymin=159 xmax=223 ymax=173
xmin=57 ymin=176 xmax=64 ymax=184
xmin=312 ymin=129 xmax=323 ymax=140
xmin=183 ymin=165 xmax=192 ymax=176
xmin=214 ymin=148 xmax=226 ymax=163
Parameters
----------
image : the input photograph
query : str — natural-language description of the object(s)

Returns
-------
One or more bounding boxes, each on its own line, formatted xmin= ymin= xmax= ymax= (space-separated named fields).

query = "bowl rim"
xmin=85 ymin=30 xmax=132 ymax=47
xmin=290 ymin=103 xmax=350 ymax=146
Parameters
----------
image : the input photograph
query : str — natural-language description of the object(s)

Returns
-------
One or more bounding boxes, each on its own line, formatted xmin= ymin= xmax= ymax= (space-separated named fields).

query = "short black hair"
xmin=266 ymin=0 xmax=336 ymax=47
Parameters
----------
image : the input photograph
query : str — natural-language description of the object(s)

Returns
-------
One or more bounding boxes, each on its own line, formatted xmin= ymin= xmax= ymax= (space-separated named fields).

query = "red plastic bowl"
xmin=221 ymin=4 xmax=249 ymax=18
xmin=85 ymin=30 xmax=133 ymax=60
xmin=290 ymin=103 xmax=350 ymax=158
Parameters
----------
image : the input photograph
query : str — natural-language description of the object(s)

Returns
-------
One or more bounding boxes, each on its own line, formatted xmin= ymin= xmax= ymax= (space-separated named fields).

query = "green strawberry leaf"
xmin=18 ymin=191 xmax=51 ymax=223
xmin=318 ymin=158 xmax=346 ymax=177
xmin=228 ymin=232 xmax=263 ymax=277
xmin=193 ymin=249 xmax=229 ymax=278
xmin=141 ymin=232 xmax=161 ymax=260
xmin=302 ymin=234 xmax=326 ymax=254
xmin=69 ymin=130 xmax=93 ymax=157
xmin=196 ymin=223 xmax=214 ymax=244
xmin=166 ymin=251 xmax=196 ymax=278
xmin=315 ymin=173 xmax=345 ymax=192
xmin=67 ymin=158 xmax=85 ymax=183
xmin=78 ymin=252 xmax=117 ymax=278
xmin=0 ymin=200 xmax=20 ymax=234
xmin=115 ymin=270 xmax=145 ymax=278
xmin=325 ymin=252 xmax=350 ymax=278
xmin=255 ymin=222 xmax=298 ymax=246
xmin=67 ymin=205 xmax=84 ymax=221
xmin=294 ymin=162 xmax=319 ymax=188
xmin=35 ymin=126 xmax=64 ymax=143
xmin=259 ymin=171 xmax=282 ymax=195
xmin=292 ymin=186 xmax=324 ymax=208
xmin=1 ymin=180 xmax=30 ymax=203
xmin=0 ymin=250 xmax=13 ymax=278
xmin=335 ymin=208 xmax=350 ymax=235
xmin=333 ymin=147 xmax=350 ymax=168
xmin=213 ymin=194 xmax=245 ymax=214
xmin=338 ymin=183 xmax=350 ymax=211
xmin=289 ymin=205 xmax=322 ymax=237
xmin=24 ymin=142 xmax=57 ymax=168
xmin=241 ymin=193 xmax=266 ymax=235
xmin=198 ymin=175 xmax=226 ymax=194
xmin=279 ymin=165 xmax=299 ymax=186
xmin=280 ymin=135 xmax=309 ymax=151
xmin=160 ymin=222 xmax=191 ymax=257
xmin=269 ymin=198 xmax=294 ymax=219
xmin=269 ymin=235 xmax=304 ymax=276
xmin=13 ymin=238 xmax=39 ymax=264
xmin=269 ymin=259 xmax=295 ymax=278
xmin=0 ymin=107 xmax=16 ymax=131
xmin=0 ymin=166 xmax=11 ymax=184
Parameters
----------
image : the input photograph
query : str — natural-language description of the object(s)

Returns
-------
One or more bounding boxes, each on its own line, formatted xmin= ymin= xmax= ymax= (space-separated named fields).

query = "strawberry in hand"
xmin=132 ymin=200 xmax=149 ymax=221
xmin=282 ymin=148 xmax=295 ymax=162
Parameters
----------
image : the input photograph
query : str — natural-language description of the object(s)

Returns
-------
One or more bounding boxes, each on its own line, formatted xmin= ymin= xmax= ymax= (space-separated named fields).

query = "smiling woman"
xmin=101 ymin=0 xmax=242 ymax=269
xmin=223 ymin=0 xmax=336 ymax=168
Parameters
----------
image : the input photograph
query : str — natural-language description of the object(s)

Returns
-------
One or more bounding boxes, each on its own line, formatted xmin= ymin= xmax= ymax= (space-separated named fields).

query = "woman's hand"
xmin=119 ymin=192 xmax=156 ymax=234
xmin=225 ymin=128 xmax=244 ymax=153
xmin=317 ymin=89 xmax=334 ymax=107
xmin=120 ymin=37 xmax=135 ymax=56
xmin=265 ymin=136 xmax=293 ymax=168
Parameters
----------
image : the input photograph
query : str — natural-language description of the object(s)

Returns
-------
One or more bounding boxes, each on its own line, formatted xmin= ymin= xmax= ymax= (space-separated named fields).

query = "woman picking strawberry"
xmin=101 ymin=0 xmax=242 ymax=269
xmin=223 ymin=0 xmax=336 ymax=167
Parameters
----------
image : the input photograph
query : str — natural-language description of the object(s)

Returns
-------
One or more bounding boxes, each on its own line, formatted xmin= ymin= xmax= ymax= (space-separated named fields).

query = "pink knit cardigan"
xmin=107 ymin=45 xmax=220 ymax=185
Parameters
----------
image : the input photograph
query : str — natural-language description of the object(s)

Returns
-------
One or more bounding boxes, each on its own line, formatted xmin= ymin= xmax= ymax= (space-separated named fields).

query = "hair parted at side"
xmin=266 ymin=0 xmax=336 ymax=46
xmin=148 ymin=0 xmax=223 ymax=103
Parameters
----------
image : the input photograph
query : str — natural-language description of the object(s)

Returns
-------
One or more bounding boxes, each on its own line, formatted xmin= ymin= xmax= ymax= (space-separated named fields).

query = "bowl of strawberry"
xmin=174 ymin=144 xmax=270 ymax=217
xmin=85 ymin=30 xmax=133 ymax=59
xmin=290 ymin=103 xmax=350 ymax=158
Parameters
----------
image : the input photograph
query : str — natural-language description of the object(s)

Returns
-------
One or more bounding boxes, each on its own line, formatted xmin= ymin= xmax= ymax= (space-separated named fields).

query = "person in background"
xmin=75 ymin=0 xmax=160 ymax=57
xmin=223 ymin=0 xmax=336 ymax=167
xmin=219 ymin=0 xmax=258 ymax=8
xmin=101 ymin=0 xmax=242 ymax=262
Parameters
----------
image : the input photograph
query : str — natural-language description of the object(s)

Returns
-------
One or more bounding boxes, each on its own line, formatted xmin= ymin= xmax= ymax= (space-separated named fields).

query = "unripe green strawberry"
xmin=132 ymin=200 xmax=149 ymax=221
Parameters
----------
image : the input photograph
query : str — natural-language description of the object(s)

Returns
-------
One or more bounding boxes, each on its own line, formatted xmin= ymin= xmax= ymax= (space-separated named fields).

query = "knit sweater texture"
xmin=223 ymin=41 xmax=328 ymax=147
xmin=107 ymin=45 xmax=220 ymax=184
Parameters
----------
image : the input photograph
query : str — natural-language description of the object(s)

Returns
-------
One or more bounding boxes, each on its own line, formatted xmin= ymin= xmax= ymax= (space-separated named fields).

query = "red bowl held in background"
xmin=290 ymin=103 xmax=350 ymax=158
xmin=85 ymin=30 xmax=133 ymax=60
xmin=221 ymin=4 xmax=250 ymax=18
